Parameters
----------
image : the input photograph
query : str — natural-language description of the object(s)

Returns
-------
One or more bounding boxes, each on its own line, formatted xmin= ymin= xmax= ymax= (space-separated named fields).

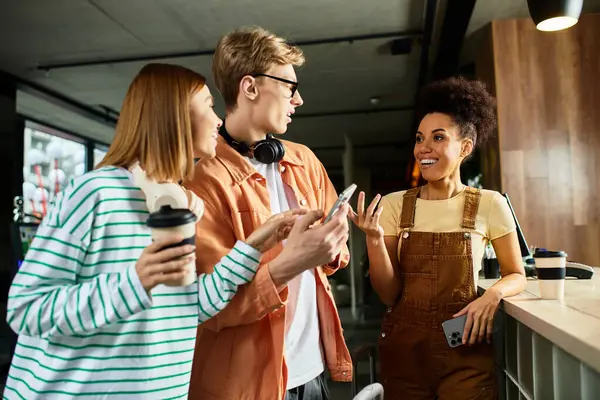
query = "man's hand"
xmin=268 ymin=204 xmax=350 ymax=287
xmin=246 ymin=208 xmax=307 ymax=253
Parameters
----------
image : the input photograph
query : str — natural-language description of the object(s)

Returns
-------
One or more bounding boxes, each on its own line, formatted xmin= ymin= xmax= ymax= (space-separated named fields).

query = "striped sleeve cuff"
xmin=216 ymin=241 xmax=262 ymax=285
xmin=118 ymin=266 xmax=152 ymax=315
xmin=235 ymin=241 xmax=262 ymax=265
xmin=196 ymin=241 xmax=262 ymax=323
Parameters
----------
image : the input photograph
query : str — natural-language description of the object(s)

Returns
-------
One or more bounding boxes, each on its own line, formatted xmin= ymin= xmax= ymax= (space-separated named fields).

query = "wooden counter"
xmin=480 ymin=269 xmax=600 ymax=374
xmin=479 ymin=269 xmax=600 ymax=399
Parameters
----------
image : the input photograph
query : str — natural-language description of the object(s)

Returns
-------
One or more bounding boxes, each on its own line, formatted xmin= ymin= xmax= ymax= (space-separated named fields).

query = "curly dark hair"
xmin=415 ymin=76 xmax=497 ymax=148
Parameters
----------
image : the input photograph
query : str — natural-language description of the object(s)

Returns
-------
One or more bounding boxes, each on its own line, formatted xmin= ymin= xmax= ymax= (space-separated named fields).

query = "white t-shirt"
xmin=245 ymin=157 xmax=324 ymax=390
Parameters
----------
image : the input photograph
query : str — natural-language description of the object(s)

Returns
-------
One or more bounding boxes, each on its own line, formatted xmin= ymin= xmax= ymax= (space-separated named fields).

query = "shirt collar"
xmin=215 ymin=136 xmax=304 ymax=184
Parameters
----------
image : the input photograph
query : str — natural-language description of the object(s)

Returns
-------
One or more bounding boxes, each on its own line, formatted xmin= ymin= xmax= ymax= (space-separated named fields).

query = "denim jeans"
xmin=285 ymin=374 xmax=330 ymax=400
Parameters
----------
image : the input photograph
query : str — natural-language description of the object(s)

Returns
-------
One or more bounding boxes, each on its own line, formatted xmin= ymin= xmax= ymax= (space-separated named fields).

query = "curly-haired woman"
xmin=351 ymin=77 xmax=527 ymax=399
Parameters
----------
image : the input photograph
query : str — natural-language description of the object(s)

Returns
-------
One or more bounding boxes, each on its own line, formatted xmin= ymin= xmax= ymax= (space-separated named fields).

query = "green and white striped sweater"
xmin=4 ymin=166 xmax=261 ymax=399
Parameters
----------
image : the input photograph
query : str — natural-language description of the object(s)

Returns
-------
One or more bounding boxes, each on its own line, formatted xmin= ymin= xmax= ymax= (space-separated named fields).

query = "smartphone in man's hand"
xmin=324 ymin=184 xmax=357 ymax=223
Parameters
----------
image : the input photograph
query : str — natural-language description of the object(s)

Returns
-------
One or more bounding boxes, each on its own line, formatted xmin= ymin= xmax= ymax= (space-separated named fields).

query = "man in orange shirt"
xmin=184 ymin=26 xmax=353 ymax=400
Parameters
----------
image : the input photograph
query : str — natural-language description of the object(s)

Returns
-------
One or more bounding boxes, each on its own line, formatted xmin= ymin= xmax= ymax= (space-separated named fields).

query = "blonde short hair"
xmin=98 ymin=63 xmax=206 ymax=182
xmin=212 ymin=26 xmax=305 ymax=109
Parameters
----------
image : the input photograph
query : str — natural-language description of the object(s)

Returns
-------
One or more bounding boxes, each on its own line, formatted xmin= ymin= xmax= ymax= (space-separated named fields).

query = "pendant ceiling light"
xmin=527 ymin=0 xmax=584 ymax=31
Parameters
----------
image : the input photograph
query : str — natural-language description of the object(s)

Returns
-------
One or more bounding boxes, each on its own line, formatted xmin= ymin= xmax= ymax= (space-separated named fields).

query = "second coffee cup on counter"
xmin=483 ymin=244 xmax=500 ymax=279
xmin=533 ymin=249 xmax=568 ymax=300
xmin=147 ymin=205 xmax=197 ymax=287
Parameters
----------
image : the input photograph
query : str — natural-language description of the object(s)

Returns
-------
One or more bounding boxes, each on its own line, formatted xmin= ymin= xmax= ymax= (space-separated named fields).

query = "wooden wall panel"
xmin=477 ymin=14 xmax=600 ymax=267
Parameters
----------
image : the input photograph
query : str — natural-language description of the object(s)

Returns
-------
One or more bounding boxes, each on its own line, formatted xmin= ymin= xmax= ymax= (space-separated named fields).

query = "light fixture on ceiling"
xmin=527 ymin=0 xmax=583 ymax=32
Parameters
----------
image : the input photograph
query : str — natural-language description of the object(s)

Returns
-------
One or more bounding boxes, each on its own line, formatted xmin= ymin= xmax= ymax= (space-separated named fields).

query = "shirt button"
xmin=464 ymin=232 xmax=471 ymax=239
xmin=300 ymin=199 xmax=306 ymax=206
xmin=381 ymin=332 xmax=386 ymax=338
xmin=342 ymin=371 xmax=347 ymax=376
xmin=387 ymin=307 xmax=392 ymax=313
xmin=280 ymin=166 xmax=286 ymax=173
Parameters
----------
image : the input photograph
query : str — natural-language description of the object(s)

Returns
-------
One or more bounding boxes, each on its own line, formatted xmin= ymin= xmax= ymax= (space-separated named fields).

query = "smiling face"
xmin=414 ymin=112 xmax=473 ymax=182
xmin=189 ymin=85 xmax=223 ymax=160
xmin=252 ymin=64 xmax=304 ymax=134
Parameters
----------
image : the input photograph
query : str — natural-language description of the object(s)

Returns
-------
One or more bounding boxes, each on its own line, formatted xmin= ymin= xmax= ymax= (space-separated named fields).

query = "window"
xmin=94 ymin=144 xmax=108 ymax=167
xmin=23 ymin=123 xmax=87 ymax=218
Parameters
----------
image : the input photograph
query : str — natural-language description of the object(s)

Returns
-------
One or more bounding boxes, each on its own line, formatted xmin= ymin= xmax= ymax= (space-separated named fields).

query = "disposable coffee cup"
xmin=483 ymin=258 xmax=501 ymax=279
xmin=533 ymin=249 xmax=567 ymax=300
xmin=146 ymin=205 xmax=197 ymax=286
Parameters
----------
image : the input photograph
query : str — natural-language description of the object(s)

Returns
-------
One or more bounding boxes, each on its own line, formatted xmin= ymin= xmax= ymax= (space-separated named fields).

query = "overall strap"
xmin=460 ymin=187 xmax=482 ymax=230
xmin=400 ymin=187 xmax=421 ymax=229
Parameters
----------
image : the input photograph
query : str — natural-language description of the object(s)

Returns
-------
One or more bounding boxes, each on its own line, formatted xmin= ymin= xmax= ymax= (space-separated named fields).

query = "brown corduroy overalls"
xmin=379 ymin=187 xmax=496 ymax=400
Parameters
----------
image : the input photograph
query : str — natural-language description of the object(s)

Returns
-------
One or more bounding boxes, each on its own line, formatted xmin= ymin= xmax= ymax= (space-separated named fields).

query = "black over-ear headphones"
xmin=219 ymin=123 xmax=285 ymax=164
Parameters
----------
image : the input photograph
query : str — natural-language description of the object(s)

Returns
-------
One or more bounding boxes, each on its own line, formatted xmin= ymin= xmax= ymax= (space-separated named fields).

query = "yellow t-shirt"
xmin=378 ymin=188 xmax=516 ymax=285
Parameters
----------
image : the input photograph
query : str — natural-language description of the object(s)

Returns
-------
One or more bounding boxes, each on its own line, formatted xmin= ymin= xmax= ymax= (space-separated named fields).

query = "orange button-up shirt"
xmin=183 ymin=137 xmax=352 ymax=400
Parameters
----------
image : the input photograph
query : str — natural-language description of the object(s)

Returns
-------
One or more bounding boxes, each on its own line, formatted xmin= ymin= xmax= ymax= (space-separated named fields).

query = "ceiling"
xmin=0 ymin=0 xmax=432 ymax=189
xmin=1 ymin=0 xmax=599 ymax=189
xmin=469 ymin=0 xmax=600 ymax=36
xmin=461 ymin=0 xmax=600 ymax=65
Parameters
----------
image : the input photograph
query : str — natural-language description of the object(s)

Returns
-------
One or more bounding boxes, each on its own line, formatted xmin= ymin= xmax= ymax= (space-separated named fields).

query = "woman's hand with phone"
xmin=349 ymin=192 xmax=384 ymax=239
xmin=453 ymin=287 xmax=503 ymax=345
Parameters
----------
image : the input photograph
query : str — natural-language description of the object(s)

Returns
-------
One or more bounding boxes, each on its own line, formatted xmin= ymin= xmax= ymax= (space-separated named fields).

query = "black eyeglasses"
xmin=253 ymin=74 xmax=299 ymax=98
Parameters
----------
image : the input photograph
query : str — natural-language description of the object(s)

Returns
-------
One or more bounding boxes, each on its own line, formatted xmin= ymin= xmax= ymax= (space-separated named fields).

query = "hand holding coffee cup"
xmin=146 ymin=206 xmax=198 ymax=287
xmin=534 ymin=249 xmax=567 ymax=300
xmin=135 ymin=235 xmax=196 ymax=292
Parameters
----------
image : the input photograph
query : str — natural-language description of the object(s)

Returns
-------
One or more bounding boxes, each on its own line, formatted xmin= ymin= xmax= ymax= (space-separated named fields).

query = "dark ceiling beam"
xmin=405 ymin=0 xmax=439 ymax=187
xmin=326 ymin=160 xmax=408 ymax=171
xmin=39 ymin=104 xmax=414 ymax=124
xmin=431 ymin=0 xmax=477 ymax=80
xmin=294 ymin=105 xmax=413 ymax=119
xmin=37 ymin=30 xmax=424 ymax=71
xmin=416 ymin=0 xmax=439 ymax=88
xmin=15 ymin=76 xmax=118 ymax=127
xmin=98 ymin=104 xmax=120 ymax=119
xmin=311 ymin=141 xmax=408 ymax=151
